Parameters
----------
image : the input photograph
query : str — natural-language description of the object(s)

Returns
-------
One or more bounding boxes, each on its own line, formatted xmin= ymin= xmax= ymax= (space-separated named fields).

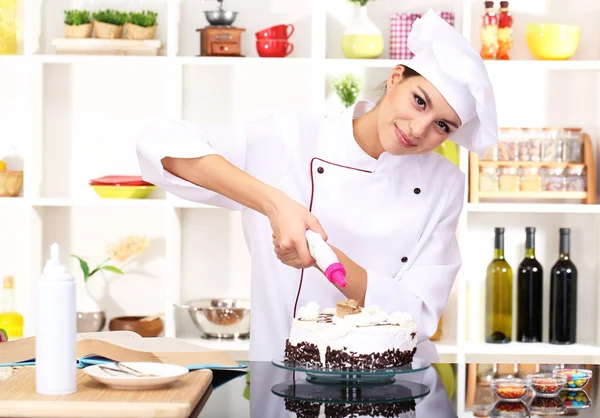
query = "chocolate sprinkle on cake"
xmin=285 ymin=340 xmax=322 ymax=367
xmin=324 ymin=346 xmax=416 ymax=370
xmin=284 ymin=399 xmax=417 ymax=418
xmin=285 ymin=399 xmax=321 ymax=417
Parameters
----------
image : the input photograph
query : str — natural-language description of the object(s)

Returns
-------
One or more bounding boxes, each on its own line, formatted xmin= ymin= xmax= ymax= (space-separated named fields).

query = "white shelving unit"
xmin=2 ymin=0 xmax=600 ymax=415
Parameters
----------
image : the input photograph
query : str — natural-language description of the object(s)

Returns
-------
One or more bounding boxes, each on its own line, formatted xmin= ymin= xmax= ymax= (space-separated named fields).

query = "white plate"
xmin=83 ymin=362 xmax=189 ymax=390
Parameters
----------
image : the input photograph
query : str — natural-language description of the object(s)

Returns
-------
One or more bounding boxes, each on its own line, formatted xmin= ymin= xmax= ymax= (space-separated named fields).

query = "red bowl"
xmin=256 ymin=39 xmax=294 ymax=58
xmin=89 ymin=175 xmax=152 ymax=186
xmin=255 ymin=24 xmax=295 ymax=40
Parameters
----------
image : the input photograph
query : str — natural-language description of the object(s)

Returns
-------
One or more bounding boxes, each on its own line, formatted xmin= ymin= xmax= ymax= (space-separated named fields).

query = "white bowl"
xmin=83 ymin=362 xmax=189 ymax=390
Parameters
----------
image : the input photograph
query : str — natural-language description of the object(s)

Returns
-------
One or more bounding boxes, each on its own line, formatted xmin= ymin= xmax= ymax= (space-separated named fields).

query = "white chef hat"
xmin=399 ymin=10 xmax=499 ymax=157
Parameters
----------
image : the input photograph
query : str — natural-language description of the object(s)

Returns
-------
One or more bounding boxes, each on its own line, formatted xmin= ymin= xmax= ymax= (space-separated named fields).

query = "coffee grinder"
xmin=197 ymin=0 xmax=246 ymax=57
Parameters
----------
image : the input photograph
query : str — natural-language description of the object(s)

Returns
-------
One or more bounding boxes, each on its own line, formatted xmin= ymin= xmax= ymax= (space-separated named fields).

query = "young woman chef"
xmin=136 ymin=10 xmax=498 ymax=362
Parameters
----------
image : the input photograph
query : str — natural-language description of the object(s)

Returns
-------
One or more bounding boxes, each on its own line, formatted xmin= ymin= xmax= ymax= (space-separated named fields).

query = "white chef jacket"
xmin=136 ymin=100 xmax=465 ymax=362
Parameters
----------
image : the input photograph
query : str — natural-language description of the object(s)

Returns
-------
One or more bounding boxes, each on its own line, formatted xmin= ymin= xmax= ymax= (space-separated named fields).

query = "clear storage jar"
xmin=520 ymin=167 xmax=542 ymax=192
xmin=497 ymin=128 xmax=520 ymax=161
xmin=565 ymin=166 xmax=586 ymax=191
xmin=499 ymin=167 xmax=519 ymax=192
xmin=562 ymin=128 xmax=583 ymax=163
xmin=543 ymin=167 xmax=566 ymax=191
xmin=519 ymin=128 xmax=542 ymax=161
xmin=481 ymin=144 xmax=499 ymax=161
xmin=480 ymin=167 xmax=499 ymax=192
xmin=541 ymin=128 xmax=563 ymax=162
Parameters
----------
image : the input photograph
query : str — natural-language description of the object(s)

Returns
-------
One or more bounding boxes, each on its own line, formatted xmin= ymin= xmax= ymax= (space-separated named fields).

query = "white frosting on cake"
xmin=289 ymin=302 xmax=417 ymax=366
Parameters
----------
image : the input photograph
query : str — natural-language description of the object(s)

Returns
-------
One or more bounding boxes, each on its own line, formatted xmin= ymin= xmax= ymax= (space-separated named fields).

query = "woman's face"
xmin=377 ymin=66 xmax=462 ymax=156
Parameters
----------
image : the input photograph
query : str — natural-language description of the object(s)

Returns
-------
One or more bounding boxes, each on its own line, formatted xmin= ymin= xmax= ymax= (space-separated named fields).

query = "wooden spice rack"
xmin=469 ymin=132 xmax=596 ymax=204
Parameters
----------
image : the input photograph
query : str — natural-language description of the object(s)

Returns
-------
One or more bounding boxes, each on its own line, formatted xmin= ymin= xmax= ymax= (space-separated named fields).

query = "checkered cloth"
xmin=390 ymin=11 xmax=455 ymax=60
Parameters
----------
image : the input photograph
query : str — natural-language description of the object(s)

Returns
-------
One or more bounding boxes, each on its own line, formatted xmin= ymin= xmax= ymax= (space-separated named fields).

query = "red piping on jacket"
xmin=292 ymin=157 xmax=372 ymax=318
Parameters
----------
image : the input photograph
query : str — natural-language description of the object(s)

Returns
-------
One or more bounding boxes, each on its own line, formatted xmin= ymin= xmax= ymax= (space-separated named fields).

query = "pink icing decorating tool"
xmin=305 ymin=230 xmax=347 ymax=287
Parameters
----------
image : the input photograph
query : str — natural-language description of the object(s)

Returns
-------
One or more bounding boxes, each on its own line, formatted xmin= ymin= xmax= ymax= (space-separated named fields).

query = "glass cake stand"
xmin=271 ymin=356 xmax=431 ymax=388
xmin=272 ymin=379 xmax=430 ymax=411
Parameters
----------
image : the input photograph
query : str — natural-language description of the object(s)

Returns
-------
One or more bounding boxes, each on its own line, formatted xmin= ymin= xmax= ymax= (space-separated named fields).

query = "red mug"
xmin=256 ymin=39 xmax=294 ymax=57
xmin=255 ymin=24 xmax=295 ymax=40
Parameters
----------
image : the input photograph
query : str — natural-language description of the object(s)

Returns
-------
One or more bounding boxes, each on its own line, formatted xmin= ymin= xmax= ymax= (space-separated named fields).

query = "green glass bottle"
xmin=485 ymin=227 xmax=513 ymax=343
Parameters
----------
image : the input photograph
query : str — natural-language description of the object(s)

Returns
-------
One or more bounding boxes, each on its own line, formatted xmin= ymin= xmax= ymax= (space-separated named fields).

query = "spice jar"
xmin=480 ymin=166 xmax=499 ymax=192
xmin=498 ymin=128 xmax=520 ymax=161
xmin=481 ymin=144 xmax=498 ymax=161
xmin=519 ymin=128 xmax=542 ymax=161
xmin=480 ymin=1 xmax=499 ymax=60
xmin=541 ymin=128 xmax=563 ymax=162
xmin=499 ymin=167 xmax=519 ymax=192
xmin=520 ymin=167 xmax=542 ymax=192
xmin=562 ymin=128 xmax=583 ymax=162
xmin=543 ymin=168 xmax=566 ymax=191
xmin=565 ymin=167 xmax=586 ymax=191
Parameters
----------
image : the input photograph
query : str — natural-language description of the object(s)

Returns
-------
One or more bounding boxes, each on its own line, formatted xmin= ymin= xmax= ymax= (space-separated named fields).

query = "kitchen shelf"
xmin=4 ymin=1 xmax=600 ymax=416
xmin=31 ymin=198 xmax=168 ymax=208
xmin=478 ymin=191 xmax=588 ymax=199
xmin=463 ymin=342 xmax=600 ymax=364
xmin=467 ymin=203 xmax=600 ymax=213
xmin=469 ymin=133 xmax=596 ymax=204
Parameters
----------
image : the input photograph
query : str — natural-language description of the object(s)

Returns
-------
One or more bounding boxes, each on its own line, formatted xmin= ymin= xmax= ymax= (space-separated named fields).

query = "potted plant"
xmin=64 ymin=10 xmax=93 ymax=38
xmin=71 ymin=234 xmax=149 ymax=332
xmin=333 ymin=73 xmax=361 ymax=108
xmin=125 ymin=10 xmax=158 ymax=40
xmin=341 ymin=0 xmax=384 ymax=59
xmin=92 ymin=9 xmax=128 ymax=39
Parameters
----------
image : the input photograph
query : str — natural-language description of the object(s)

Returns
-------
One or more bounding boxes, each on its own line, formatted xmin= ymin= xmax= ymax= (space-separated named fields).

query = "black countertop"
xmin=194 ymin=360 xmax=600 ymax=417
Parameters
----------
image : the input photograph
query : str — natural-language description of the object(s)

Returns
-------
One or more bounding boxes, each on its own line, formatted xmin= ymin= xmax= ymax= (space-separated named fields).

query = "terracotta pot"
xmin=94 ymin=21 xmax=124 ymax=39
xmin=109 ymin=315 xmax=163 ymax=337
xmin=125 ymin=23 xmax=158 ymax=40
xmin=64 ymin=23 xmax=93 ymax=39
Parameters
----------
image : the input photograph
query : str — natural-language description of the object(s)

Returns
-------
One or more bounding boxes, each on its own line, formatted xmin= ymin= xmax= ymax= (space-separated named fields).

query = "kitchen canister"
xmin=390 ymin=11 xmax=455 ymax=60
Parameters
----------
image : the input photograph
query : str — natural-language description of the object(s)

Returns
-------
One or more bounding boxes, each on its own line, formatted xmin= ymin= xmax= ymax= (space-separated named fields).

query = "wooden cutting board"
xmin=0 ymin=367 xmax=212 ymax=418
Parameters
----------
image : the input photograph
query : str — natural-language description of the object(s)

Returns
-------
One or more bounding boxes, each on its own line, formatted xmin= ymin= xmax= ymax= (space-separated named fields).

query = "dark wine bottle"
xmin=550 ymin=228 xmax=577 ymax=344
xmin=485 ymin=227 xmax=513 ymax=343
xmin=517 ymin=227 xmax=543 ymax=342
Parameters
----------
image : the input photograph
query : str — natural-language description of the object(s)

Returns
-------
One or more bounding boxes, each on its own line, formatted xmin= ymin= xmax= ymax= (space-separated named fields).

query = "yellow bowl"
xmin=91 ymin=185 xmax=155 ymax=199
xmin=526 ymin=24 xmax=580 ymax=60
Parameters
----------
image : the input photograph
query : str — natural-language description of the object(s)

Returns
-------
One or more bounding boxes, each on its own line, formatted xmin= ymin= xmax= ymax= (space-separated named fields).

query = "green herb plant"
xmin=333 ymin=73 xmax=361 ymax=108
xmin=127 ymin=11 xmax=158 ymax=27
xmin=70 ymin=255 xmax=124 ymax=283
xmin=64 ymin=10 xmax=92 ymax=26
xmin=347 ymin=0 xmax=375 ymax=6
xmin=92 ymin=9 xmax=128 ymax=26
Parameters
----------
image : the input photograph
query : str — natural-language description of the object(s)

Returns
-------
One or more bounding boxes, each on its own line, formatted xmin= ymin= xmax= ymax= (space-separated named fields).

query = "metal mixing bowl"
xmin=204 ymin=10 xmax=238 ymax=26
xmin=175 ymin=298 xmax=250 ymax=339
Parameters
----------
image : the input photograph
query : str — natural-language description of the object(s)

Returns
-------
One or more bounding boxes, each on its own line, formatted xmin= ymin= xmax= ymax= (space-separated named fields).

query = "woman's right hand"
xmin=267 ymin=194 xmax=327 ymax=270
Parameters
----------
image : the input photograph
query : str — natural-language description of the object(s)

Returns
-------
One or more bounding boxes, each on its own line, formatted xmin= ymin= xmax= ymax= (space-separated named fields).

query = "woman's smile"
xmin=395 ymin=124 xmax=417 ymax=148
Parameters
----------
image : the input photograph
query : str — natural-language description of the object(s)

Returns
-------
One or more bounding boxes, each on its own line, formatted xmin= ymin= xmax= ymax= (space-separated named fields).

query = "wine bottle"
xmin=485 ymin=227 xmax=513 ymax=343
xmin=549 ymin=228 xmax=577 ymax=344
xmin=517 ymin=227 xmax=543 ymax=342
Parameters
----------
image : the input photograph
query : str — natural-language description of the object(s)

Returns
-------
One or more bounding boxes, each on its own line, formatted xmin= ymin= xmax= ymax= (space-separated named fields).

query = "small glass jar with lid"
xmin=541 ymin=127 xmax=563 ymax=162
xmin=499 ymin=167 xmax=520 ymax=192
xmin=542 ymin=167 xmax=566 ymax=191
xmin=565 ymin=166 xmax=586 ymax=191
xmin=562 ymin=128 xmax=584 ymax=162
xmin=519 ymin=128 xmax=542 ymax=161
xmin=480 ymin=166 xmax=499 ymax=192
xmin=519 ymin=167 xmax=542 ymax=192
xmin=481 ymin=144 xmax=499 ymax=161
xmin=497 ymin=128 xmax=520 ymax=161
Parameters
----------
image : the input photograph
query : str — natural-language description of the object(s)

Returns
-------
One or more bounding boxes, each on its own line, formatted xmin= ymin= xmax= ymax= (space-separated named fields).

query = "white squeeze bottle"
xmin=35 ymin=242 xmax=77 ymax=395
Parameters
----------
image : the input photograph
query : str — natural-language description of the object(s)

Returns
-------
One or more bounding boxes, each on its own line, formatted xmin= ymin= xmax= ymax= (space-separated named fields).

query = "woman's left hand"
xmin=272 ymin=233 xmax=316 ymax=269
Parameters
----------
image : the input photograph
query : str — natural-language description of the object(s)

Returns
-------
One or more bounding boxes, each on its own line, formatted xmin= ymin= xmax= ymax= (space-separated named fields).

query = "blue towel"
xmin=0 ymin=356 xmax=247 ymax=389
